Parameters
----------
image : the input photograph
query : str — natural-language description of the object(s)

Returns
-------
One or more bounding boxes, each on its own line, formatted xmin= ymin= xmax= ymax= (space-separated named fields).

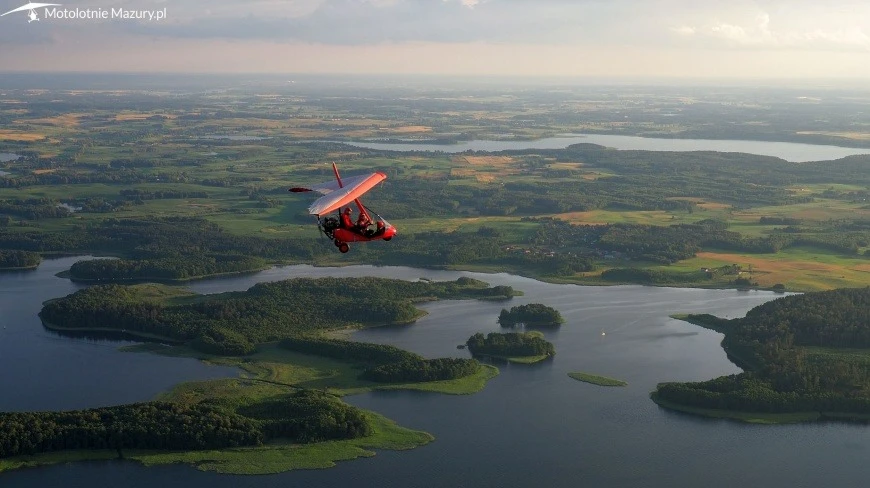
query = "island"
xmin=498 ymin=303 xmax=565 ymax=327
xmin=0 ymin=250 xmax=41 ymax=271
xmin=568 ymin=372 xmax=627 ymax=387
xmin=39 ymin=276 xmax=519 ymax=355
xmin=66 ymin=254 xmax=270 ymax=283
xmin=466 ymin=331 xmax=555 ymax=364
xmin=0 ymin=276 xmax=511 ymax=474
xmin=654 ymin=287 xmax=870 ymax=424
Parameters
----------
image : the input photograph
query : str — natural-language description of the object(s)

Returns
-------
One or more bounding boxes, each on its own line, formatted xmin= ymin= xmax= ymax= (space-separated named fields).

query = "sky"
xmin=0 ymin=0 xmax=869 ymax=78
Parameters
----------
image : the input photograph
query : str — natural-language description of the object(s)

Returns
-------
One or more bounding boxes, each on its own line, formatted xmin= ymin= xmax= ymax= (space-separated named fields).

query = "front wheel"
xmin=338 ymin=243 xmax=350 ymax=253
xmin=383 ymin=236 xmax=392 ymax=241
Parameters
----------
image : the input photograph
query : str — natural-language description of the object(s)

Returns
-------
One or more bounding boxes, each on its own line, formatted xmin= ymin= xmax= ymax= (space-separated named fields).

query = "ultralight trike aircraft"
xmin=290 ymin=163 xmax=396 ymax=253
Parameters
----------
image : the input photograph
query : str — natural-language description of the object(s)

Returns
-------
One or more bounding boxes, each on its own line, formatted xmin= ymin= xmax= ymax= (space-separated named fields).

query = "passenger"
xmin=356 ymin=213 xmax=371 ymax=234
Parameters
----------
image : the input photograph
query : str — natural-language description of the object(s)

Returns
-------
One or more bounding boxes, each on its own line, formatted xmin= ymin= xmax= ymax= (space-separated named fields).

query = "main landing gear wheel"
xmin=334 ymin=239 xmax=342 ymax=247
xmin=338 ymin=243 xmax=350 ymax=253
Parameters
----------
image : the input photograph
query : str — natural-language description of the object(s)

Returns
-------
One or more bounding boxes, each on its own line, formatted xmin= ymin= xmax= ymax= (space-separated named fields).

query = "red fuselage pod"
xmin=332 ymin=226 xmax=397 ymax=243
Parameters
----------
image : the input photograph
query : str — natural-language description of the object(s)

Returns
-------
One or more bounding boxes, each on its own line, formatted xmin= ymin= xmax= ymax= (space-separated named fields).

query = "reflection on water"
xmin=3 ymin=263 xmax=870 ymax=487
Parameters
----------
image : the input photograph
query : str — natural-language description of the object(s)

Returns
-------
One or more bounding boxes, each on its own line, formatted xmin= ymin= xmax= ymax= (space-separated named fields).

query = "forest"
xmin=0 ymin=250 xmax=41 ymax=269
xmin=655 ymin=288 xmax=870 ymax=417
xmin=466 ymin=332 xmax=555 ymax=358
xmin=498 ymin=304 xmax=564 ymax=327
xmin=40 ymin=277 xmax=517 ymax=355
xmin=68 ymin=255 xmax=268 ymax=282
xmin=361 ymin=358 xmax=480 ymax=383
xmin=0 ymin=390 xmax=370 ymax=459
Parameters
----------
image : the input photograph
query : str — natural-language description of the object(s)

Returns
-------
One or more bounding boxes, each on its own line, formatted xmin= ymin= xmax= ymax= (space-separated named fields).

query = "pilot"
xmin=340 ymin=207 xmax=354 ymax=229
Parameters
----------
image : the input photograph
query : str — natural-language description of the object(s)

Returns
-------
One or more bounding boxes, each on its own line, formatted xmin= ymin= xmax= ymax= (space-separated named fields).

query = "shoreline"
xmin=0 ymin=265 xmax=39 ymax=272
xmin=471 ymin=353 xmax=551 ymax=365
xmin=648 ymin=393 xmax=870 ymax=425
xmin=57 ymin=265 xmax=273 ymax=284
xmin=40 ymin=254 xmax=807 ymax=293
xmin=40 ymin=319 xmax=185 ymax=345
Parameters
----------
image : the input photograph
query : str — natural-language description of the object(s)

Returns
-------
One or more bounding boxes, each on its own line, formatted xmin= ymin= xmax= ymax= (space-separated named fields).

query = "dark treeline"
xmin=534 ymin=218 xmax=868 ymax=264
xmin=279 ymin=337 xmax=422 ymax=365
xmin=119 ymin=188 xmax=210 ymax=200
xmin=0 ymin=199 xmax=71 ymax=220
xmin=0 ymin=217 xmax=319 ymax=260
xmin=600 ymin=267 xmax=721 ymax=285
xmin=655 ymin=288 xmax=870 ymax=416
xmin=0 ymin=249 xmax=41 ymax=269
xmin=0 ymin=402 xmax=260 ymax=458
xmin=279 ymin=337 xmax=481 ymax=384
xmin=40 ymin=277 xmax=515 ymax=355
xmin=361 ymin=358 xmax=480 ymax=383
xmin=467 ymin=332 xmax=555 ymax=358
xmin=350 ymin=226 xmax=593 ymax=276
xmin=69 ymin=255 xmax=267 ymax=281
xmin=235 ymin=390 xmax=371 ymax=444
xmin=0 ymin=390 xmax=371 ymax=459
xmin=498 ymin=304 xmax=564 ymax=327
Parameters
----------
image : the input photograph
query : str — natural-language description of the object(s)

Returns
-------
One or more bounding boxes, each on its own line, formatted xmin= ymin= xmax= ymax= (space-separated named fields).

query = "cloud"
xmin=671 ymin=25 xmax=696 ymax=36
xmin=111 ymin=0 xmax=613 ymax=45
xmin=675 ymin=8 xmax=870 ymax=50
xmin=443 ymin=0 xmax=483 ymax=8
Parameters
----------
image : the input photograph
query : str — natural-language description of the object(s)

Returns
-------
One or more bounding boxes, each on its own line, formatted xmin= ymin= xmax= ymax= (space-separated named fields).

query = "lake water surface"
xmin=0 ymin=153 xmax=19 ymax=163
xmin=0 ymin=257 xmax=238 ymax=413
xmin=4 ymin=261 xmax=870 ymax=487
xmin=343 ymin=133 xmax=870 ymax=163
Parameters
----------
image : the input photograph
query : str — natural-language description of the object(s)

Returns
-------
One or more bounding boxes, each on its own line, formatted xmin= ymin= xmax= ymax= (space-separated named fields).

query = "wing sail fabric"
xmin=289 ymin=173 xmax=380 ymax=196
xmin=305 ymin=172 xmax=387 ymax=216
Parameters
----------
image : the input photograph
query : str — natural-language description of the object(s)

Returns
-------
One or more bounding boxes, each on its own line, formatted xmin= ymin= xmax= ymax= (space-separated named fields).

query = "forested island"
xmin=654 ymin=287 xmax=870 ymax=423
xmin=466 ymin=331 xmax=555 ymax=364
xmin=40 ymin=276 xmax=519 ymax=355
xmin=498 ymin=304 xmax=564 ymax=327
xmin=0 ymin=391 xmax=369 ymax=459
xmin=0 ymin=249 xmax=41 ymax=270
xmin=67 ymin=254 xmax=270 ymax=282
xmin=1 ymin=276 xmax=511 ymax=473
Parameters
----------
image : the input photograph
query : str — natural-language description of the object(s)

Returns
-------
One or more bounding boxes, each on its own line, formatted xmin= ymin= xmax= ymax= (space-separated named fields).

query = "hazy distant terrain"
xmin=1 ymin=75 xmax=869 ymax=291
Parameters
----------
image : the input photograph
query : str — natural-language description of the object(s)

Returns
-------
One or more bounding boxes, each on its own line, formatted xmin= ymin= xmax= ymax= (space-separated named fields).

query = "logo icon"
xmin=1 ymin=3 xmax=62 ymax=23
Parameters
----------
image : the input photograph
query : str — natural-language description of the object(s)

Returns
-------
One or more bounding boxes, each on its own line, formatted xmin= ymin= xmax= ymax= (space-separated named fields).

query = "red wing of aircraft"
xmin=290 ymin=163 xmax=396 ymax=253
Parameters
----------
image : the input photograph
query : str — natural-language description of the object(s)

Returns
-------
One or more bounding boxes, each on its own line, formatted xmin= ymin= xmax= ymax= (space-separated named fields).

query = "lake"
xmin=0 ymin=257 xmax=238 ymax=413
xmin=199 ymin=135 xmax=269 ymax=141
xmin=0 ymin=153 xmax=19 ymax=163
xmin=4 ymin=261 xmax=870 ymax=487
xmin=342 ymin=133 xmax=870 ymax=163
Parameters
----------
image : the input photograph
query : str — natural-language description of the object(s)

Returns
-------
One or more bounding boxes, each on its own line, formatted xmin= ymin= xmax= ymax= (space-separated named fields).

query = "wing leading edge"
xmin=301 ymin=172 xmax=387 ymax=216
